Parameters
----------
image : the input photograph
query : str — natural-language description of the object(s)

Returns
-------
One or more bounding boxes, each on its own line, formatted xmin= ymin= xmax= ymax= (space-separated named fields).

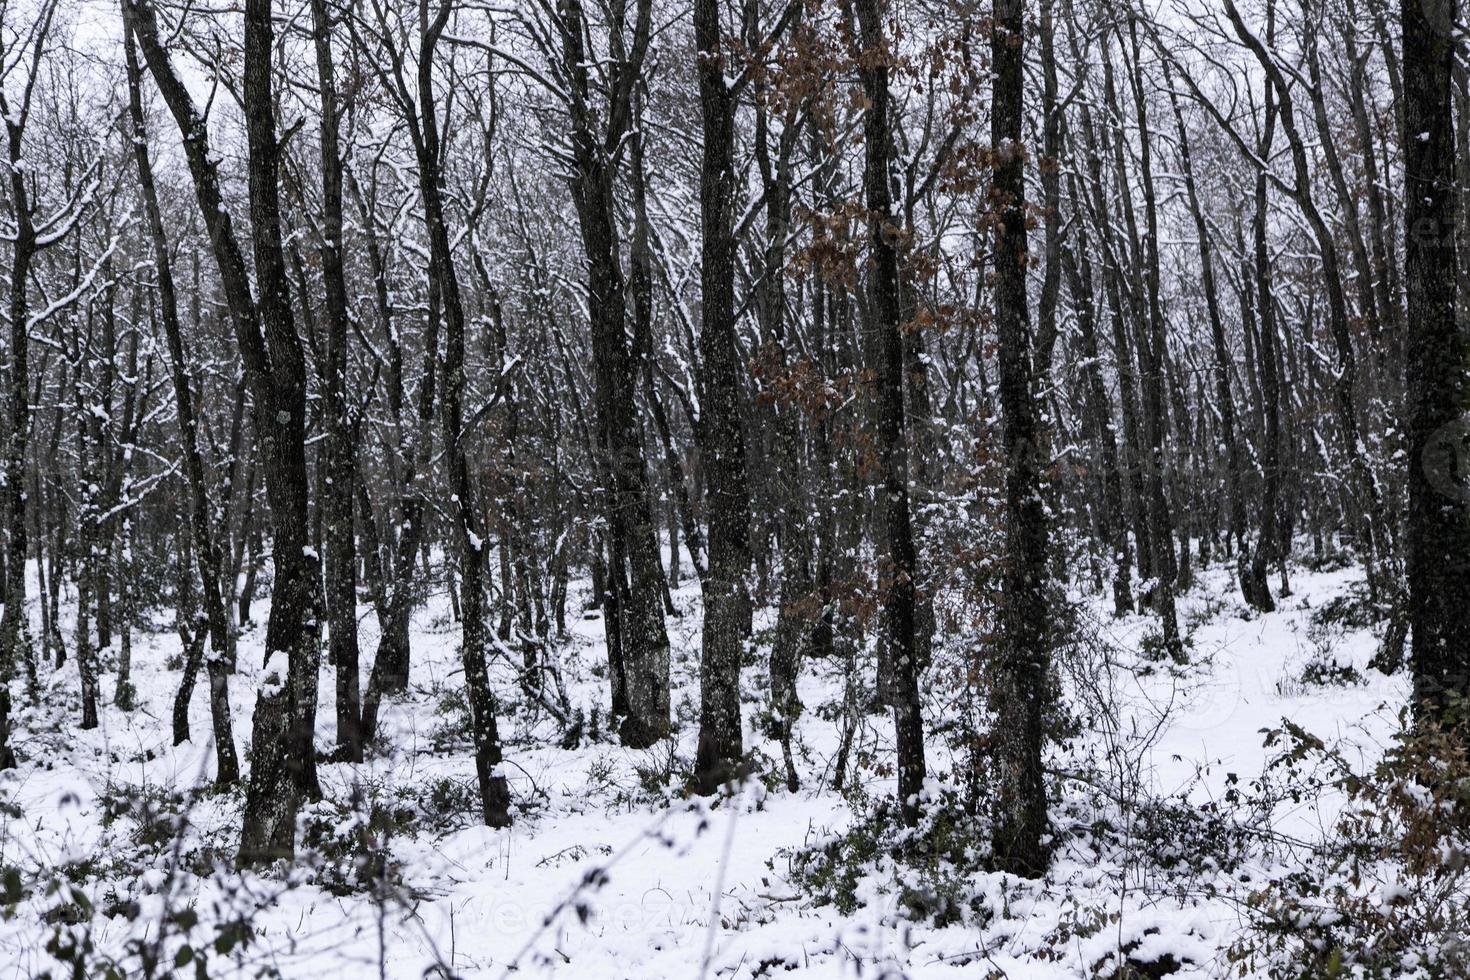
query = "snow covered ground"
xmin=0 ymin=556 xmax=1409 ymax=977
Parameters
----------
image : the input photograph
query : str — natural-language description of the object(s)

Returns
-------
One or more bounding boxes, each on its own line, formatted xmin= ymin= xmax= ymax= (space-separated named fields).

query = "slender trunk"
xmin=413 ymin=3 xmax=512 ymax=827
xmin=1123 ymin=19 xmax=1182 ymax=656
xmin=1033 ymin=0 xmax=1062 ymax=378
xmin=558 ymin=0 xmax=670 ymax=748
xmin=1226 ymin=0 xmax=1386 ymax=592
xmin=1061 ymin=225 xmax=1133 ymax=615
xmin=691 ymin=0 xmax=754 ymax=795
xmin=854 ymin=0 xmax=926 ymax=825
xmin=308 ymin=0 xmax=362 ymax=763
xmin=990 ymin=0 xmax=1051 ymax=874
xmin=123 ymin=23 xmax=239 ymax=782
xmin=754 ymin=81 xmax=807 ymax=794
xmin=1063 ymin=4 xmax=1152 ymax=589
xmin=1163 ymin=62 xmax=1270 ymax=612
xmin=0 ymin=24 xmax=46 ymax=709
xmin=1251 ymin=102 xmax=1285 ymax=611
xmin=128 ymin=0 xmax=321 ymax=860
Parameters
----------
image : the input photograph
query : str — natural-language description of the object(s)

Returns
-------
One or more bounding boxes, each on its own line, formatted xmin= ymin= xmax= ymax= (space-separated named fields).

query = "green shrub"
xmin=1299 ymin=658 xmax=1365 ymax=689
xmin=1309 ymin=586 xmax=1384 ymax=632
xmin=299 ymin=783 xmax=414 ymax=895
xmin=782 ymin=784 xmax=994 ymax=927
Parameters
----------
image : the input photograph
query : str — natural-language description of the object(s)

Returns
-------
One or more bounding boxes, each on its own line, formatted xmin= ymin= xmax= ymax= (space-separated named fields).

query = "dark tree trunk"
xmin=1340 ymin=0 xmax=1399 ymax=352
xmin=691 ymin=0 xmax=754 ymax=796
xmin=128 ymin=0 xmax=322 ymax=861
xmin=854 ymin=0 xmax=926 ymax=826
xmin=1250 ymin=91 xmax=1286 ymax=614
xmin=1060 ymin=225 xmax=1132 ymax=616
xmin=1403 ymin=0 xmax=1470 ymax=727
xmin=345 ymin=163 xmax=434 ymax=713
xmin=74 ymin=416 xmax=99 ymax=731
xmin=1062 ymin=3 xmax=1152 ymax=591
xmin=308 ymin=0 xmax=362 ymax=763
xmin=1226 ymin=0 xmax=1386 ymax=594
xmin=753 ymin=72 xmax=808 ymax=794
xmin=1304 ymin=16 xmax=1381 ymax=379
xmin=123 ymin=19 xmax=239 ymax=786
xmin=557 ymin=0 xmax=670 ymax=748
xmin=1033 ymin=0 xmax=1063 ymax=379
xmin=1123 ymin=18 xmax=1183 ymax=658
xmin=1162 ymin=61 xmax=1271 ymax=612
xmin=410 ymin=0 xmax=512 ymax=829
xmin=239 ymin=0 xmax=323 ymax=857
xmin=990 ymin=0 xmax=1051 ymax=875
xmin=0 ymin=7 xmax=53 ymax=718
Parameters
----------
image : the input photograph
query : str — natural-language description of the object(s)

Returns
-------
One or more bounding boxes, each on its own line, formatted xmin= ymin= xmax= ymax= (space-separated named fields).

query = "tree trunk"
xmin=1060 ymin=225 xmax=1133 ymax=616
xmin=128 ymin=0 xmax=322 ymax=861
xmin=557 ymin=0 xmax=670 ymax=748
xmin=990 ymin=0 xmax=1051 ymax=874
xmin=0 ymin=13 xmax=47 ymax=711
xmin=412 ymin=0 xmax=512 ymax=828
xmin=123 ymin=22 xmax=239 ymax=783
xmin=1226 ymin=0 xmax=1386 ymax=594
xmin=1403 ymin=0 xmax=1470 ymax=727
xmin=1162 ymin=61 xmax=1271 ymax=612
xmin=853 ymin=0 xmax=926 ymax=826
xmin=308 ymin=0 xmax=362 ymax=763
xmin=1122 ymin=19 xmax=1183 ymax=657
xmin=691 ymin=0 xmax=754 ymax=796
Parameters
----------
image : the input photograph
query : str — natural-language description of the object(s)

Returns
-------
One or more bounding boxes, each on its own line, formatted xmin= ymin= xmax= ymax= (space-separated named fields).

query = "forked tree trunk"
xmin=405 ymin=0 xmax=513 ymax=828
xmin=557 ymin=0 xmax=670 ymax=749
xmin=128 ymin=0 xmax=321 ymax=861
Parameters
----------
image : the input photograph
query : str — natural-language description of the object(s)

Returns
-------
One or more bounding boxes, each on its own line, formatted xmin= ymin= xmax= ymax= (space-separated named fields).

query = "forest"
xmin=0 ymin=0 xmax=1464 ymax=974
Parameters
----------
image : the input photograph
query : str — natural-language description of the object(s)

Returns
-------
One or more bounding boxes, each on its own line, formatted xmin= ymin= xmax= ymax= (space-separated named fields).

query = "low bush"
xmin=1229 ymin=715 xmax=1470 ymax=978
xmin=782 ymin=782 xmax=994 ymax=927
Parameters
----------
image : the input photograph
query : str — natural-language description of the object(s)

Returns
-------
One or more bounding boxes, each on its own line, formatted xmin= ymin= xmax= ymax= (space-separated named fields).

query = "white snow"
xmin=0 ymin=555 xmax=1412 ymax=977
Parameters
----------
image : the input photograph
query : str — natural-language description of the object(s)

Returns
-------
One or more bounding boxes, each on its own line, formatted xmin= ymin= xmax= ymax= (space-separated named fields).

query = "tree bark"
xmin=1403 ymin=0 xmax=1470 ymax=727
xmin=691 ymin=0 xmax=754 ymax=796
xmin=0 ymin=2 xmax=57 ymax=722
xmin=1162 ymin=60 xmax=1271 ymax=612
xmin=123 ymin=17 xmax=239 ymax=786
xmin=557 ymin=0 xmax=670 ymax=748
xmin=1060 ymin=223 xmax=1133 ymax=616
xmin=308 ymin=0 xmax=362 ymax=763
xmin=990 ymin=0 xmax=1051 ymax=874
xmin=128 ymin=0 xmax=322 ymax=861
xmin=854 ymin=0 xmax=927 ymax=826
xmin=1122 ymin=19 xmax=1183 ymax=657
xmin=411 ymin=0 xmax=513 ymax=828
